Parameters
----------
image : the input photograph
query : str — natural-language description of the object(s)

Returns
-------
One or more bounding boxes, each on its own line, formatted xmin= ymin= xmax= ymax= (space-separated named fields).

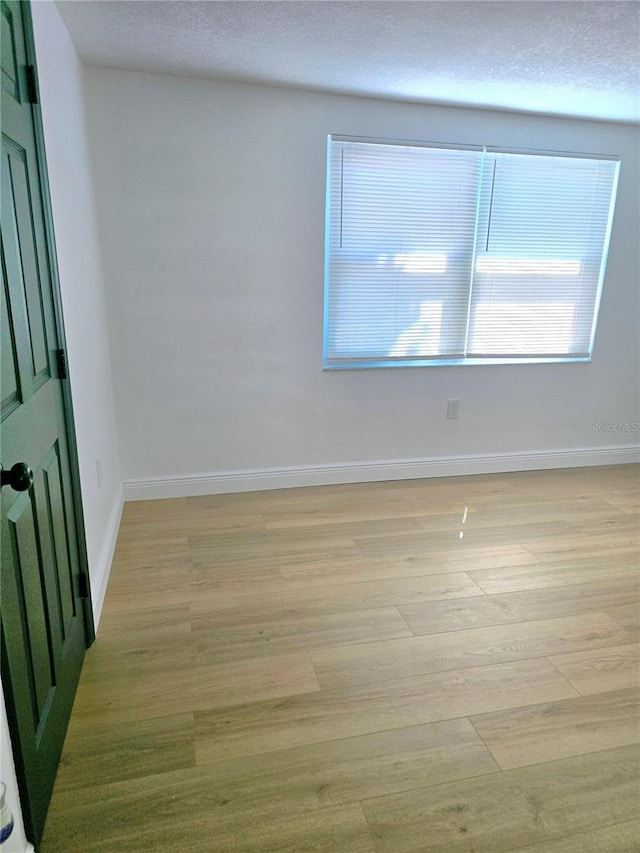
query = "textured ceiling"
xmin=56 ymin=0 xmax=640 ymax=123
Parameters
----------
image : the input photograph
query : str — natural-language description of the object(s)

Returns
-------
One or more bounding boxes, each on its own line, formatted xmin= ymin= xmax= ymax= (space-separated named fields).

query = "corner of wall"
xmin=90 ymin=484 xmax=124 ymax=629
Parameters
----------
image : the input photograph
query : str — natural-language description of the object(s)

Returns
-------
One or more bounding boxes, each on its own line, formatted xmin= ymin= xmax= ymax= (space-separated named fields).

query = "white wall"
xmin=83 ymin=70 xmax=639 ymax=493
xmin=32 ymin=1 xmax=122 ymax=611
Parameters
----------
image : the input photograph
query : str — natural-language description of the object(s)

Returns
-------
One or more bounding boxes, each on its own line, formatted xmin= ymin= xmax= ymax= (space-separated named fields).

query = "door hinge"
xmin=56 ymin=348 xmax=68 ymax=379
xmin=78 ymin=572 xmax=90 ymax=600
xmin=25 ymin=64 xmax=39 ymax=105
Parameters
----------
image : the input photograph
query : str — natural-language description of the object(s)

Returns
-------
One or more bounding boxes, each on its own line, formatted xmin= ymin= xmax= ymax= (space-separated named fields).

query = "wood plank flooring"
xmin=41 ymin=464 xmax=640 ymax=852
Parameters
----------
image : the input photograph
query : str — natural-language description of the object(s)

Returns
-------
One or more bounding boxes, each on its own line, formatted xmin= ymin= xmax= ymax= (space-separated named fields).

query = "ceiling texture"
xmin=56 ymin=0 xmax=640 ymax=123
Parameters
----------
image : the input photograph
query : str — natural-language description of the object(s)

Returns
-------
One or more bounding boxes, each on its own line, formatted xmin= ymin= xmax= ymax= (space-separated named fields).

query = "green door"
xmin=1 ymin=1 xmax=94 ymax=846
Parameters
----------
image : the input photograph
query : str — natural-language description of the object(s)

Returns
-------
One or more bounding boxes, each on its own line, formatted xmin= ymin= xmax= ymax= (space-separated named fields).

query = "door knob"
xmin=1 ymin=463 xmax=34 ymax=492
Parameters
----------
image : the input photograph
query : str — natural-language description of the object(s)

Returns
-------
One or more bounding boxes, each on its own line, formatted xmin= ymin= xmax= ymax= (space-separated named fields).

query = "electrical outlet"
xmin=447 ymin=398 xmax=460 ymax=419
xmin=96 ymin=458 xmax=102 ymax=488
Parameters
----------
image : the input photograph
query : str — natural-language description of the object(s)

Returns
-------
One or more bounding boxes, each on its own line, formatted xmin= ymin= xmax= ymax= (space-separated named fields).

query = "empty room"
xmin=0 ymin=1 xmax=638 ymax=851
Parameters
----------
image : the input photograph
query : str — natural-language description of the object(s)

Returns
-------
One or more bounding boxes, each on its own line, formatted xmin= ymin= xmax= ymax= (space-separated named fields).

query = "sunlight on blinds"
xmin=324 ymin=136 xmax=619 ymax=368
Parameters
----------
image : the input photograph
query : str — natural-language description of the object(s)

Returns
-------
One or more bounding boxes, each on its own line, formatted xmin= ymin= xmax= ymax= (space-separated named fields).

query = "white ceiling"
xmin=56 ymin=0 xmax=640 ymax=123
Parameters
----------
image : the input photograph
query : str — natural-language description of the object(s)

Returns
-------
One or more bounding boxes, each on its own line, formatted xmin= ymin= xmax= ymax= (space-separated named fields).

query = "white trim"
xmin=122 ymin=445 xmax=640 ymax=501
xmin=90 ymin=484 xmax=124 ymax=627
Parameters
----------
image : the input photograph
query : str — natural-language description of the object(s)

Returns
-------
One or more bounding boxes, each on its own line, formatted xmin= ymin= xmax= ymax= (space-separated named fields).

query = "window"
xmin=323 ymin=136 xmax=620 ymax=369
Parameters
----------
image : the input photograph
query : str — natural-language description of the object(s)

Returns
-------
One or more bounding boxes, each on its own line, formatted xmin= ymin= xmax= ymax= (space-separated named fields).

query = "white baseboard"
xmin=122 ymin=445 xmax=640 ymax=501
xmin=90 ymin=484 xmax=124 ymax=627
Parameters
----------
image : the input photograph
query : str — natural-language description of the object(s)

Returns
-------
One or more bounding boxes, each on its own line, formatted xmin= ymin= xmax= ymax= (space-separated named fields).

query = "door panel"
xmin=0 ymin=1 xmax=19 ymax=100
xmin=41 ymin=443 xmax=77 ymax=642
xmin=3 ymin=136 xmax=55 ymax=397
xmin=1 ymin=257 xmax=20 ymax=414
xmin=6 ymin=488 xmax=55 ymax=724
xmin=1 ymin=2 xmax=93 ymax=847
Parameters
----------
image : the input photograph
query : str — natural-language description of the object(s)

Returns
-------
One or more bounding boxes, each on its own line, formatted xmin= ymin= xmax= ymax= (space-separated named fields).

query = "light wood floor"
xmin=42 ymin=464 xmax=640 ymax=852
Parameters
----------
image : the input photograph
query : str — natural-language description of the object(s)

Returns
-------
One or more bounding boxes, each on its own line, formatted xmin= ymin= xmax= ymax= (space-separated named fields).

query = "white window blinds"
xmin=324 ymin=136 xmax=620 ymax=369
